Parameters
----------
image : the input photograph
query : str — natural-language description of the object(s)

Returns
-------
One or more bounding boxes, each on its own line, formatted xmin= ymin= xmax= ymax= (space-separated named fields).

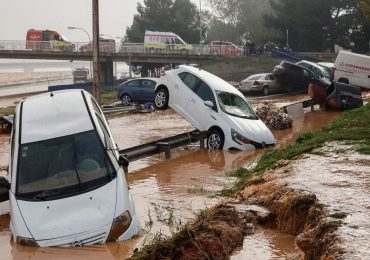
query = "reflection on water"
xmin=287 ymin=143 xmax=370 ymax=259
xmin=0 ymin=107 xmax=342 ymax=259
xmin=231 ymin=229 xmax=301 ymax=260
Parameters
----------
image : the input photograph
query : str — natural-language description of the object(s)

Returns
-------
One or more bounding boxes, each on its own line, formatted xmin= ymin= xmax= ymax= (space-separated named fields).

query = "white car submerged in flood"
xmin=154 ymin=65 xmax=276 ymax=150
xmin=0 ymin=90 xmax=140 ymax=247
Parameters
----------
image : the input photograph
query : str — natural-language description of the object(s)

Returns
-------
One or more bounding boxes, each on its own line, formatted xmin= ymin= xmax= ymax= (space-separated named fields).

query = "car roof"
xmin=125 ymin=78 xmax=158 ymax=83
xmin=246 ymin=73 xmax=271 ymax=79
xmin=297 ymin=60 xmax=325 ymax=70
xmin=20 ymin=89 xmax=94 ymax=144
xmin=177 ymin=65 xmax=240 ymax=95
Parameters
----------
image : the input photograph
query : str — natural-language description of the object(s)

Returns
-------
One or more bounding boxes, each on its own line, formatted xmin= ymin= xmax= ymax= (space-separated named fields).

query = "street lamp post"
xmin=68 ymin=26 xmax=93 ymax=79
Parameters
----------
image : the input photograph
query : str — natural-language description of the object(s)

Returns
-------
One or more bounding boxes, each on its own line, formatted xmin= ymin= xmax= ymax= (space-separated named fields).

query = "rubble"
xmin=256 ymin=102 xmax=293 ymax=130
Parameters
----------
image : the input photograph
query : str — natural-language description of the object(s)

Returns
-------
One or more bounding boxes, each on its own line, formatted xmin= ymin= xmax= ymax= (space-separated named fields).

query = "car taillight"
xmin=253 ymin=81 xmax=260 ymax=85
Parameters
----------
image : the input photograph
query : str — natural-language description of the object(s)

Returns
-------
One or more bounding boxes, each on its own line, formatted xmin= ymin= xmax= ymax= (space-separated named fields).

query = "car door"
xmin=141 ymin=79 xmax=156 ymax=101
xmin=171 ymin=72 xmax=201 ymax=117
xmin=125 ymin=79 xmax=142 ymax=101
xmin=185 ymin=79 xmax=218 ymax=131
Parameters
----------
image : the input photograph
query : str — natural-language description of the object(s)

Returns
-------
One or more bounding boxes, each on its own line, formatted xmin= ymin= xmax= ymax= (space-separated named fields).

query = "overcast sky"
xmin=0 ymin=0 xmax=205 ymax=42
xmin=0 ymin=0 xmax=144 ymax=42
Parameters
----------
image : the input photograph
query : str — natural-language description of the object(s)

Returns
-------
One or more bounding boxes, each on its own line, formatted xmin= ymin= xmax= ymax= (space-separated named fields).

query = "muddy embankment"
xmin=132 ymin=103 xmax=370 ymax=260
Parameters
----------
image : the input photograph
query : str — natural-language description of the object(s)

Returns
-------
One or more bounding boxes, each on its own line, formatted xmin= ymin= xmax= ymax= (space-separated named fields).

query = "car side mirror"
xmin=204 ymin=100 xmax=214 ymax=108
xmin=0 ymin=177 xmax=10 ymax=203
xmin=118 ymin=156 xmax=129 ymax=168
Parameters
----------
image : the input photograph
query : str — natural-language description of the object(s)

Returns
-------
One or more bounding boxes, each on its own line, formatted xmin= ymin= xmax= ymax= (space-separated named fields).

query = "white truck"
xmin=334 ymin=51 xmax=370 ymax=89
xmin=144 ymin=30 xmax=192 ymax=53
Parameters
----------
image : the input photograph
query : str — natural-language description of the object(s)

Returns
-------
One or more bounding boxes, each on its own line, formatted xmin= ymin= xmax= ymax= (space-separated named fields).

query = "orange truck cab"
xmin=26 ymin=29 xmax=75 ymax=51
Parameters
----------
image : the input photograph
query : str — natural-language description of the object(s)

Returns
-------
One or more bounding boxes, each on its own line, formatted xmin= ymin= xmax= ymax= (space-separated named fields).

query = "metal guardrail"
xmin=119 ymin=130 xmax=205 ymax=163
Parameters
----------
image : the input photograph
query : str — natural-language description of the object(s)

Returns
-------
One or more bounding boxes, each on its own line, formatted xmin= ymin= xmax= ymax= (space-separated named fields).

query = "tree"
xmin=125 ymin=0 xmax=201 ymax=44
xmin=207 ymin=0 xmax=277 ymax=43
xmin=264 ymin=0 xmax=370 ymax=52
xmin=357 ymin=0 xmax=370 ymax=19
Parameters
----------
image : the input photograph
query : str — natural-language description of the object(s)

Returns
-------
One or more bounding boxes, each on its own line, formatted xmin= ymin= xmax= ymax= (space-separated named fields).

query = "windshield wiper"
xmin=34 ymin=190 xmax=60 ymax=200
xmin=72 ymin=138 xmax=83 ymax=191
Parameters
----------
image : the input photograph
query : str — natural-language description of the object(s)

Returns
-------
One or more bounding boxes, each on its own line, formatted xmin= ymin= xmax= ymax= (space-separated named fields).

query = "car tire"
xmin=121 ymin=94 xmax=131 ymax=106
xmin=154 ymin=88 xmax=168 ymax=110
xmin=263 ymin=86 xmax=269 ymax=96
xmin=207 ymin=128 xmax=224 ymax=150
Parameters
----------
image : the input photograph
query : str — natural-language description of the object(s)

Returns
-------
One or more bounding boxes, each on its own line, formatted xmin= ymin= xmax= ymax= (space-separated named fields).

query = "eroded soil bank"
xmin=132 ymin=142 xmax=369 ymax=260
xmin=132 ymin=104 xmax=370 ymax=260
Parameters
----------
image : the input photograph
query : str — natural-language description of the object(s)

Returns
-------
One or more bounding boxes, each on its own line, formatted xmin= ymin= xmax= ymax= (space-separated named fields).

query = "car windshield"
xmin=319 ymin=65 xmax=332 ymax=78
xmin=217 ymin=91 xmax=258 ymax=119
xmin=17 ymin=130 xmax=115 ymax=200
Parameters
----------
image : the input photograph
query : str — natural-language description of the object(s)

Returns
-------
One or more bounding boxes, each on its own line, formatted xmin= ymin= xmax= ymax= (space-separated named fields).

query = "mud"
xmin=130 ymin=204 xmax=252 ymax=260
xmin=0 ymin=102 xmax=344 ymax=259
xmin=233 ymin=141 xmax=370 ymax=259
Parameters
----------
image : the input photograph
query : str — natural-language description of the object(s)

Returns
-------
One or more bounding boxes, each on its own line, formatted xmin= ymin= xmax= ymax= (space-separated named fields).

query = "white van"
xmin=334 ymin=51 xmax=370 ymax=89
xmin=144 ymin=30 xmax=192 ymax=52
xmin=0 ymin=90 xmax=140 ymax=247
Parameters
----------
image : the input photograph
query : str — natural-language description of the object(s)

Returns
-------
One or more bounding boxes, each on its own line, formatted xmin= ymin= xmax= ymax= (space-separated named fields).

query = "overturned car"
xmin=308 ymin=78 xmax=363 ymax=111
xmin=154 ymin=65 xmax=276 ymax=150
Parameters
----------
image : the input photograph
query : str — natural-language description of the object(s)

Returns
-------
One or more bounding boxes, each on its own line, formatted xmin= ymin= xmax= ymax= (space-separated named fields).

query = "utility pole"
xmin=286 ymin=29 xmax=289 ymax=50
xmin=199 ymin=0 xmax=202 ymax=45
xmin=92 ymin=0 xmax=101 ymax=103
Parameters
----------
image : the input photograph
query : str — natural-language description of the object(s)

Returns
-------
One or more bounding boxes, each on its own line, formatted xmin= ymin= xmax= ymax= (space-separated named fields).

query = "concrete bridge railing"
xmin=0 ymin=40 xmax=244 ymax=56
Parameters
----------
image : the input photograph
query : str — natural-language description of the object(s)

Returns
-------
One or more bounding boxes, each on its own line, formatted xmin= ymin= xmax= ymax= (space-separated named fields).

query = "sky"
xmin=0 ymin=0 xmax=142 ymax=42
xmin=0 ymin=0 xmax=204 ymax=43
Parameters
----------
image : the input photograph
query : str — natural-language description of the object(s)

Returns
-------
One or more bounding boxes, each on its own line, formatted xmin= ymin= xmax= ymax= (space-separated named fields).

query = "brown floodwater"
xmin=0 ymin=100 xmax=342 ymax=259
xmin=285 ymin=142 xmax=370 ymax=259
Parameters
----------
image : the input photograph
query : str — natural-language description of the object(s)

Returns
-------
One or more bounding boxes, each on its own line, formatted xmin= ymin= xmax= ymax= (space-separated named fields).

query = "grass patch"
xmin=0 ymin=106 xmax=15 ymax=116
xmin=222 ymin=103 xmax=370 ymax=196
xmin=100 ymin=91 xmax=118 ymax=105
xmin=356 ymin=140 xmax=370 ymax=155
xmin=203 ymin=54 xmax=279 ymax=69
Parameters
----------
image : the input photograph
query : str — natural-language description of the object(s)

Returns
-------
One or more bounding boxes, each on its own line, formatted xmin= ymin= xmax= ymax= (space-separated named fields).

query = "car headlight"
xmin=231 ymin=129 xmax=251 ymax=145
xmin=107 ymin=210 xmax=132 ymax=242
xmin=16 ymin=236 xmax=38 ymax=247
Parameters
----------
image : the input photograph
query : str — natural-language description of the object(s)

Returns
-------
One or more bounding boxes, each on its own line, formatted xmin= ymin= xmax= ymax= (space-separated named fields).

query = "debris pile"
xmin=256 ymin=102 xmax=293 ymax=130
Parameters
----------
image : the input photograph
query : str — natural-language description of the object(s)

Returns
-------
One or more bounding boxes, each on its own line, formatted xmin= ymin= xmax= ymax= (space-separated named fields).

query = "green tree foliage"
xmin=207 ymin=0 xmax=277 ymax=44
xmin=264 ymin=0 xmax=370 ymax=52
xmin=125 ymin=0 xmax=201 ymax=43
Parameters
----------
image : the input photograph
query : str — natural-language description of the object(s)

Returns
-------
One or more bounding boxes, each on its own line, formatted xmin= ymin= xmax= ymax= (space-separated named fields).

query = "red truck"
xmin=26 ymin=29 xmax=75 ymax=51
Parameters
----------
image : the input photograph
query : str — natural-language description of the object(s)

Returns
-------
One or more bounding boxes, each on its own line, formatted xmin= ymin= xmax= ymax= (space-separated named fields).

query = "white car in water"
xmin=0 ymin=89 xmax=140 ymax=247
xmin=154 ymin=65 xmax=276 ymax=150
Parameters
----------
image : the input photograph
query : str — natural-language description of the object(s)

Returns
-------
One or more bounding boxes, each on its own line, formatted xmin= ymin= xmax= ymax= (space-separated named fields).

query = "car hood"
xmin=16 ymin=180 xmax=117 ymax=241
xmin=225 ymin=115 xmax=276 ymax=145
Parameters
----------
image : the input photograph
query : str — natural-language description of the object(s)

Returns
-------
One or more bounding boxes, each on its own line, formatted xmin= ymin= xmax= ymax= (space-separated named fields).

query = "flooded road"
xmin=0 ymin=78 xmax=73 ymax=108
xmin=286 ymin=142 xmax=370 ymax=259
xmin=0 ymin=103 xmax=341 ymax=259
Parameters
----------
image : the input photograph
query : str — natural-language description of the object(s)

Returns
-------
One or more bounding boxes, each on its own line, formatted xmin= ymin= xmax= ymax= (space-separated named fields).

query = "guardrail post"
xmin=157 ymin=142 xmax=171 ymax=159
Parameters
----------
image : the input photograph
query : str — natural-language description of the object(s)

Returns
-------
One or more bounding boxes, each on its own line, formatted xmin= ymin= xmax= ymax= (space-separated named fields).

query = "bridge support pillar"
xmin=100 ymin=60 xmax=114 ymax=87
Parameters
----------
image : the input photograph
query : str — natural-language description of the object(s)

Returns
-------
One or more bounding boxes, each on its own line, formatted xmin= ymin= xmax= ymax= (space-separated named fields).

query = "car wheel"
xmin=121 ymin=94 xmax=131 ymax=106
xmin=154 ymin=88 xmax=168 ymax=110
xmin=263 ymin=86 xmax=269 ymax=96
xmin=207 ymin=129 xmax=224 ymax=150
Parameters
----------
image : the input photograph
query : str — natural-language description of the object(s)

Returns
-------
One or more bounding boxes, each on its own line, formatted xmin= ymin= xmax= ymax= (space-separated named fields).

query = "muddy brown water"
xmin=0 ymin=101 xmax=341 ymax=259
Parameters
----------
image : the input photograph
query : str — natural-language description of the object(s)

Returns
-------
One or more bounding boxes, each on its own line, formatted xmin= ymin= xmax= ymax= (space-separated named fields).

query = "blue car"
xmin=117 ymin=78 xmax=158 ymax=105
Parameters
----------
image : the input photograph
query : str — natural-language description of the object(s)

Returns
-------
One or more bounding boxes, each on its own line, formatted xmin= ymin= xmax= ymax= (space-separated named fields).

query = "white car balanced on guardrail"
xmin=154 ymin=65 xmax=276 ymax=150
